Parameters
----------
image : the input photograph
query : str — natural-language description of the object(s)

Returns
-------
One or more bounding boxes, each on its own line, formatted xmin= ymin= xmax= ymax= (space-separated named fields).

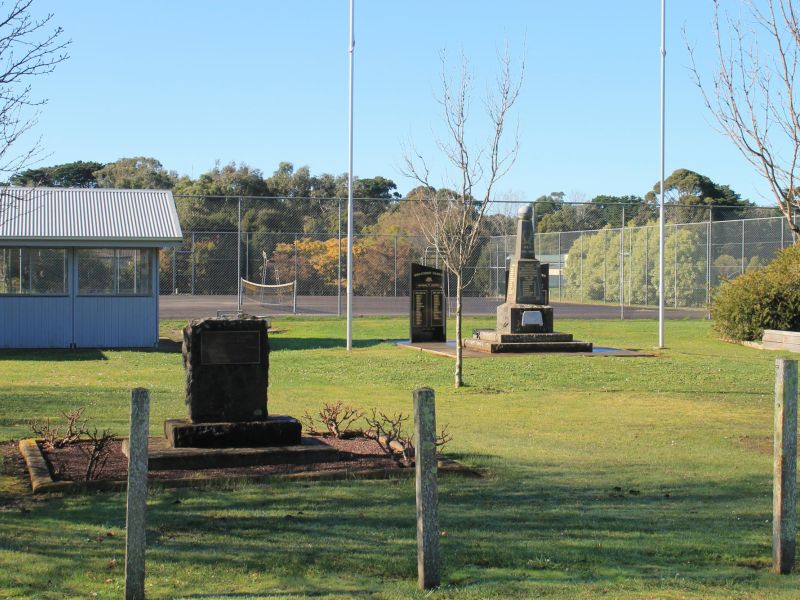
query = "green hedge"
xmin=711 ymin=244 xmax=800 ymax=341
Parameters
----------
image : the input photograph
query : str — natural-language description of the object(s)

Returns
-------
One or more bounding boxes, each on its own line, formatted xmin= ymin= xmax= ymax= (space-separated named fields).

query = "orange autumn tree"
xmin=270 ymin=238 xmax=364 ymax=294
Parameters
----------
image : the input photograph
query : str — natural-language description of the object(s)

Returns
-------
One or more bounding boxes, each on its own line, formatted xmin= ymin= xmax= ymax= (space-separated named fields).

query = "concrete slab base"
xmin=122 ymin=435 xmax=336 ymax=470
xmin=465 ymin=328 xmax=592 ymax=353
xmin=396 ymin=340 xmax=651 ymax=358
xmin=463 ymin=338 xmax=594 ymax=353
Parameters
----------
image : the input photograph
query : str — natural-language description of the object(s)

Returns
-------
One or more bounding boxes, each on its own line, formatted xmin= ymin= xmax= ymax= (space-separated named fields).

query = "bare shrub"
xmin=364 ymin=410 xmax=454 ymax=465
xmin=364 ymin=409 xmax=414 ymax=466
xmin=59 ymin=407 xmax=87 ymax=446
xmin=28 ymin=407 xmax=88 ymax=449
xmin=27 ymin=417 xmax=60 ymax=449
xmin=28 ymin=407 xmax=116 ymax=480
xmin=436 ymin=424 xmax=453 ymax=454
xmin=302 ymin=401 xmax=363 ymax=439
xmin=79 ymin=428 xmax=115 ymax=481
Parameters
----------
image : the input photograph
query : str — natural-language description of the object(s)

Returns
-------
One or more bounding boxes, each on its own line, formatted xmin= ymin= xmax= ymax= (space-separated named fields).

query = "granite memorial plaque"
xmin=183 ymin=317 xmax=269 ymax=423
xmin=166 ymin=316 xmax=303 ymax=449
xmin=201 ymin=331 xmax=261 ymax=365
xmin=410 ymin=263 xmax=446 ymax=343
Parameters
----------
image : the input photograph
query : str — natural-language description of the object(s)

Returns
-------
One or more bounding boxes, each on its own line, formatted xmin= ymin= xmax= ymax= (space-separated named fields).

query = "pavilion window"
xmin=77 ymin=248 xmax=152 ymax=295
xmin=0 ymin=248 xmax=67 ymax=295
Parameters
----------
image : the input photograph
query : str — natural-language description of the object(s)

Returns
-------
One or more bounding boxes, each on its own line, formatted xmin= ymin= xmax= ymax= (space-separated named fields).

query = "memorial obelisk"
xmin=464 ymin=206 xmax=592 ymax=353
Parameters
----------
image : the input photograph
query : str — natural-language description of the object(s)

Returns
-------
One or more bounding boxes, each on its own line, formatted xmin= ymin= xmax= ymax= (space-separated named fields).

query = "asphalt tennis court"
xmin=160 ymin=295 xmax=706 ymax=321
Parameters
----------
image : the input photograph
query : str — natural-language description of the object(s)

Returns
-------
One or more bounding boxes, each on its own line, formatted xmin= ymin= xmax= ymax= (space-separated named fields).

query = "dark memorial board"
xmin=201 ymin=331 xmax=261 ymax=365
xmin=410 ymin=263 xmax=446 ymax=343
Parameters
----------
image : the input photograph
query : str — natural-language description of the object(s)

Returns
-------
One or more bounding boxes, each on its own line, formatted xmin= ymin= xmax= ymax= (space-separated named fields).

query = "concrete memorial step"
xmin=122 ymin=435 xmax=335 ymax=470
xmin=164 ymin=416 xmax=302 ymax=448
xmin=463 ymin=337 xmax=593 ymax=353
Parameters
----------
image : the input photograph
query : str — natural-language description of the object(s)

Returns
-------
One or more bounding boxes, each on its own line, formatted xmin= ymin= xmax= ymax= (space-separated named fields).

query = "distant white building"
xmin=0 ymin=188 xmax=182 ymax=348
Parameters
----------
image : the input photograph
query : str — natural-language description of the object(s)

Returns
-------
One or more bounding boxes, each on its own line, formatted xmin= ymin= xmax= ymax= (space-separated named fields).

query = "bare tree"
xmin=403 ymin=47 xmax=524 ymax=387
xmin=0 ymin=1 xmax=69 ymax=224
xmin=688 ymin=0 xmax=800 ymax=240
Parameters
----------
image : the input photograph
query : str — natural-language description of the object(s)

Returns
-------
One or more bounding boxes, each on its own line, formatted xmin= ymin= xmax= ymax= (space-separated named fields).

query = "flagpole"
xmin=346 ymin=0 xmax=355 ymax=352
xmin=658 ymin=0 xmax=666 ymax=348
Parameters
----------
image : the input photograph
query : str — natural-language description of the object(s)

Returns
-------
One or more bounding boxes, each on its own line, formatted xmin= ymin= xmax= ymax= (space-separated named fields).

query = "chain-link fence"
xmin=160 ymin=196 xmax=797 ymax=315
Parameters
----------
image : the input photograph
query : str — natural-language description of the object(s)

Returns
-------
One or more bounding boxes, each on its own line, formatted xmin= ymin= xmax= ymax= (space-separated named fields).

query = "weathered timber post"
xmin=774 ymin=359 xmax=798 ymax=575
xmin=414 ymin=387 xmax=440 ymax=589
xmin=125 ymin=388 xmax=150 ymax=599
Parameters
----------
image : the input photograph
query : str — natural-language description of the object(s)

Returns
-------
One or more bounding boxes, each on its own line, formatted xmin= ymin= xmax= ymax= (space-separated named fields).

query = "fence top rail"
xmin=179 ymin=214 xmax=789 ymax=241
xmin=171 ymin=194 xmax=783 ymax=212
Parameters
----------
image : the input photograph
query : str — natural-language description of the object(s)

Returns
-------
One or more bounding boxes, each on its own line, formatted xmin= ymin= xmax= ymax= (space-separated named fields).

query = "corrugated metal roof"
xmin=0 ymin=188 xmax=183 ymax=246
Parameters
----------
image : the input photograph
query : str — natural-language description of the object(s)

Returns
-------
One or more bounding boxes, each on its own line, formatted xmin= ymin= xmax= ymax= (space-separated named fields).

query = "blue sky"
xmin=25 ymin=1 xmax=771 ymax=204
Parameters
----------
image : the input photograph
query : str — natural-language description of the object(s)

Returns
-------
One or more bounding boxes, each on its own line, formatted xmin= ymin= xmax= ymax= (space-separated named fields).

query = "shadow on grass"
xmin=0 ymin=348 xmax=108 ymax=361
xmin=270 ymin=337 xmax=388 ymax=351
xmin=0 ymin=470 xmax=781 ymax=597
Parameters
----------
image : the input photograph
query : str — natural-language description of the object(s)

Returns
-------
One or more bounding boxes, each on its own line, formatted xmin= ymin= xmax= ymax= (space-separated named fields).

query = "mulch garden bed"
xmin=43 ymin=435 xmax=400 ymax=483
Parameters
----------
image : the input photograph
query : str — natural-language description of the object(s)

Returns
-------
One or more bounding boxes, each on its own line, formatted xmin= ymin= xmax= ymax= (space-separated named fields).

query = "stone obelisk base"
xmin=463 ymin=301 xmax=592 ymax=354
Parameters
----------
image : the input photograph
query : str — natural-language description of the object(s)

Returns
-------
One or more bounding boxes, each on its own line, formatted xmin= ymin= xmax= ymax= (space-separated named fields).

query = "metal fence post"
xmin=557 ymin=232 xmax=562 ymax=301
xmin=620 ymin=207 xmax=624 ymax=318
xmin=628 ymin=224 xmax=633 ymax=305
xmin=191 ymin=232 xmax=196 ymax=295
xmin=579 ymin=233 xmax=584 ymax=304
xmin=741 ymin=219 xmax=746 ymax=275
xmin=644 ymin=226 xmax=649 ymax=306
xmin=337 ymin=198 xmax=342 ymax=317
xmin=495 ymin=239 xmax=500 ymax=297
xmin=674 ymin=224 xmax=678 ymax=309
xmin=394 ymin=235 xmax=398 ymax=297
xmin=706 ymin=207 xmax=712 ymax=316
xmin=171 ymin=248 xmax=176 ymax=294
xmin=293 ymin=234 xmax=299 ymax=290
xmin=603 ymin=228 xmax=607 ymax=303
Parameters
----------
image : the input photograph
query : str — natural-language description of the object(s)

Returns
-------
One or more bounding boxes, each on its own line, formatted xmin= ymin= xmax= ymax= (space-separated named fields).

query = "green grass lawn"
xmin=1 ymin=316 xmax=799 ymax=598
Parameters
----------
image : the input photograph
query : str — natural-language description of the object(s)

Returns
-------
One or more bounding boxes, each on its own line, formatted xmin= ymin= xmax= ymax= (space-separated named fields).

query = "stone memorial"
xmin=410 ymin=263 xmax=446 ymax=343
xmin=464 ymin=206 xmax=592 ymax=353
xmin=164 ymin=316 xmax=302 ymax=447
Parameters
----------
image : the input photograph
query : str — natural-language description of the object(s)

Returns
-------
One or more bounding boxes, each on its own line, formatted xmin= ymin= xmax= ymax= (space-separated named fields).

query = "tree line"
xmin=9 ymin=157 xmax=764 ymax=237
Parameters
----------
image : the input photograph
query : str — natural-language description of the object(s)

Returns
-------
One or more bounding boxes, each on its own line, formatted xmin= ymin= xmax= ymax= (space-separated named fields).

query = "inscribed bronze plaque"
xmin=410 ymin=262 xmax=446 ymax=343
xmin=201 ymin=331 xmax=261 ymax=365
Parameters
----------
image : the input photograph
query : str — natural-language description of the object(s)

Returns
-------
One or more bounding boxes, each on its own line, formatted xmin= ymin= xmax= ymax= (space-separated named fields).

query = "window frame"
xmin=76 ymin=248 xmax=153 ymax=297
xmin=0 ymin=247 xmax=69 ymax=297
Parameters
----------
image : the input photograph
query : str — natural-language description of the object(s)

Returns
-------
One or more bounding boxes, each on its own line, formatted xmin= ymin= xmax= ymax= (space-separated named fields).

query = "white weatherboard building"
xmin=0 ymin=188 xmax=183 ymax=348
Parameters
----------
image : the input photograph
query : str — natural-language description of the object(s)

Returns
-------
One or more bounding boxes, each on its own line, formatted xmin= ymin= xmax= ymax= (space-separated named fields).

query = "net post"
xmin=293 ymin=279 xmax=297 ymax=314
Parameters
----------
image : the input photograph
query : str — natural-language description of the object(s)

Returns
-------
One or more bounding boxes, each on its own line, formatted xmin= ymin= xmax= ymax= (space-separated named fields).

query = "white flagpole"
xmin=658 ymin=0 xmax=666 ymax=348
xmin=346 ymin=0 xmax=355 ymax=351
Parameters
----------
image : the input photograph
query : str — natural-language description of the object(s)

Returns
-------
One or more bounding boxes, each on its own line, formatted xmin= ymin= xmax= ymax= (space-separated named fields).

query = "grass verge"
xmin=0 ymin=316 xmax=798 ymax=598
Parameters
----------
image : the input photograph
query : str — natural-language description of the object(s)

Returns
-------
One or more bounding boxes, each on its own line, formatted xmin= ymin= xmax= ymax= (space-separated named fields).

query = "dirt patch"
xmin=42 ymin=435 xmax=402 ymax=483
xmin=737 ymin=434 xmax=800 ymax=456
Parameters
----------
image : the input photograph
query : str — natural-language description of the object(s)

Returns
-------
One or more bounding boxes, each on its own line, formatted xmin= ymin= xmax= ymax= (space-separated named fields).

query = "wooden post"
xmin=125 ymin=388 xmax=150 ymax=599
xmin=414 ymin=387 xmax=440 ymax=590
xmin=774 ymin=359 xmax=798 ymax=575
